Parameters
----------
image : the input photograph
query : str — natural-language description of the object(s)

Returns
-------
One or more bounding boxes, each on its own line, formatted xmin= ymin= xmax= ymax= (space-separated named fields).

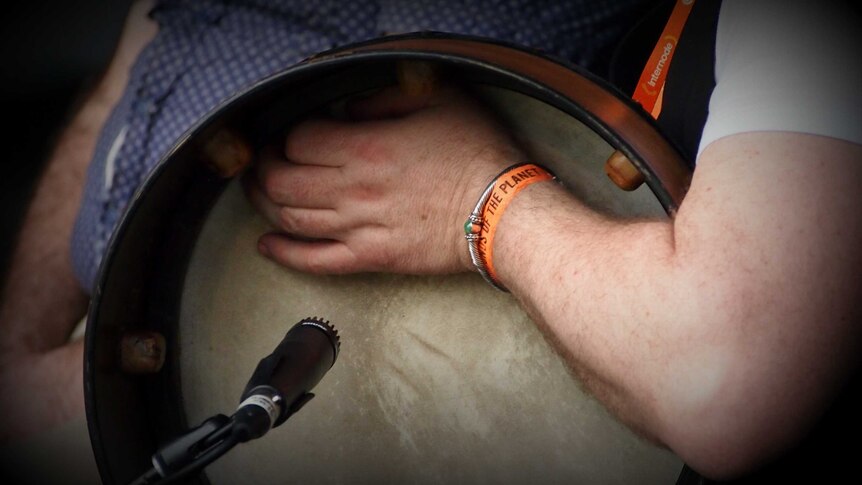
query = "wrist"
xmin=453 ymin=149 xmax=521 ymax=273
xmin=461 ymin=163 xmax=557 ymax=290
xmin=492 ymin=180 xmax=576 ymax=291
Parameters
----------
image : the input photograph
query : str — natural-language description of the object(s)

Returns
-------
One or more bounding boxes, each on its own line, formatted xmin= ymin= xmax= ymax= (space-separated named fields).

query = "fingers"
xmin=245 ymin=178 xmax=359 ymax=238
xmin=256 ymin=148 xmax=343 ymax=208
xmin=346 ymin=85 xmax=436 ymax=120
xmin=285 ymin=119 xmax=386 ymax=167
xmin=276 ymin=207 xmax=354 ymax=239
xmin=258 ymin=234 xmax=361 ymax=275
xmin=243 ymin=175 xmax=282 ymax=224
xmin=244 ymin=83 xmax=492 ymax=276
xmin=285 ymin=86 xmax=463 ymax=167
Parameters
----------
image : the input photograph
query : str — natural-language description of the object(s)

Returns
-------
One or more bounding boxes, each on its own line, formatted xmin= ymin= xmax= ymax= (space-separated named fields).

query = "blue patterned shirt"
xmin=71 ymin=0 xmax=651 ymax=291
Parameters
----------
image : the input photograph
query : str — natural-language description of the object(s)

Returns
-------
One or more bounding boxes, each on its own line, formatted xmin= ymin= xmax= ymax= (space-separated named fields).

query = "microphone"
xmin=232 ymin=317 xmax=341 ymax=442
xmin=135 ymin=317 xmax=340 ymax=485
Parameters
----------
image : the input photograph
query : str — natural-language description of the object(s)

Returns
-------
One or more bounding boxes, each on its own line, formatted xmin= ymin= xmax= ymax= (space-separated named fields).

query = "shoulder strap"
xmin=611 ymin=0 xmax=722 ymax=164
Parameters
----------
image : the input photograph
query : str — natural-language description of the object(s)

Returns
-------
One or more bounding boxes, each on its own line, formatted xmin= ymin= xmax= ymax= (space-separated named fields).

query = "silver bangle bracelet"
xmin=462 ymin=163 xmax=537 ymax=292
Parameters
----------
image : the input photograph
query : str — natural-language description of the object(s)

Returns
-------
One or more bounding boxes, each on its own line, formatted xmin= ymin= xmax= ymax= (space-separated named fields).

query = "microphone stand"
xmin=129 ymin=414 xmax=237 ymax=485
xmin=127 ymin=317 xmax=340 ymax=485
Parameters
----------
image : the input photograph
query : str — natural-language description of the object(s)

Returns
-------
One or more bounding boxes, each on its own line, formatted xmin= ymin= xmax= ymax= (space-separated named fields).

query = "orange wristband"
xmin=464 ymin=163 xmax=555 ymax=291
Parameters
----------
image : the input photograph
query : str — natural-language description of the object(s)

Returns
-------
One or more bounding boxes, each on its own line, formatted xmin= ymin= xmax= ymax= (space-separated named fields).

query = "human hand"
xmin=244 ymin=86 xmax=524 ymax=275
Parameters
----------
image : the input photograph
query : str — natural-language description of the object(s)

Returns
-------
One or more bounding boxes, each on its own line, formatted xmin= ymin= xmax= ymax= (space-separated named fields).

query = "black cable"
xmin=129 ymin=468 xmax=160 ymax=485
xmin=200 ymin=420 xmax=235 ymax=449
xmin=154 ymin=434 xmax=240 ymax=485
xmin=128 ymin=421 xmax=240 ymax=485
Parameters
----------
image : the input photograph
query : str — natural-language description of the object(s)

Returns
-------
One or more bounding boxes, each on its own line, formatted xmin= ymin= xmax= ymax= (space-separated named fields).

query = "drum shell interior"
xmin=84 ymin=38 xmax=692 ymax=485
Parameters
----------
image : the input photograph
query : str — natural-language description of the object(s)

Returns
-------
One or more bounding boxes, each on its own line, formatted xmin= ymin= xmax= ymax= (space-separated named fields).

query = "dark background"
xmin=0 ymin=0 xmax=132 ymax=281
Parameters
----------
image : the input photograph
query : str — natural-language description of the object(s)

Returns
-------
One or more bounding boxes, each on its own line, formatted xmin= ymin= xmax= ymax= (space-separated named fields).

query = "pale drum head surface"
xmin=179 ymin=86 xmax=681 ymax=484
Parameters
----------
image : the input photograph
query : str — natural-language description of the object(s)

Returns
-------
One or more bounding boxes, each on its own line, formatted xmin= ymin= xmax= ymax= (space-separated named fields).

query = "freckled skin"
xmin=247 ymin=86 xmax=522 ymax=274
xmin=250 ymin=83 xmax=862 ymax=479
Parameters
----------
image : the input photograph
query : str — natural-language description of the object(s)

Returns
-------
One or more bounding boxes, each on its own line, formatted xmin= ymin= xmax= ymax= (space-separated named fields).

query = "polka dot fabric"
xmin=71 ymin=0 xmax=651 ymax=292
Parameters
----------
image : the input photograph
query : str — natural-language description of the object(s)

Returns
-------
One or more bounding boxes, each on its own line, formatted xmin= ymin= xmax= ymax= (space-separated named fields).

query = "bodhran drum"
xmin=85 ymin=35 xmax=695 ymax=485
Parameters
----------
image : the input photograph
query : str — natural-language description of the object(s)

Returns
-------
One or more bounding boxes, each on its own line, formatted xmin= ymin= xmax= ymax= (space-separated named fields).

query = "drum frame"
xmin=84 ymin=33 xmax=695 ymax=485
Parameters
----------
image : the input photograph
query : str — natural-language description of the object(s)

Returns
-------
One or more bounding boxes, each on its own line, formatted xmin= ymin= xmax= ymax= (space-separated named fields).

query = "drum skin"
xmin=84 ymin=34 xmax=695 ymax=485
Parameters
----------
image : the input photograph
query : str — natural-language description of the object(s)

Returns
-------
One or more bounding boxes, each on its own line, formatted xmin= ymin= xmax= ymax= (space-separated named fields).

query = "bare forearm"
xmin=245 ymin=75 xmax=862 ymax=478
xmin=495 ymin=187 xmax=675 ymax=436
xmin=493 ymin=133 xmax=862 ymax=478
xmin=0 ymin=0 xmax=156 ymax=442
xmin=0 ymin=110 xmax=98 ymax=356
xmin=0 ymin=75 xmax=122 ymax=443
xmin=0 ymin=0 xmax=156 ymax=358
xmin=0 ymin=63 xmax=137 ymax=355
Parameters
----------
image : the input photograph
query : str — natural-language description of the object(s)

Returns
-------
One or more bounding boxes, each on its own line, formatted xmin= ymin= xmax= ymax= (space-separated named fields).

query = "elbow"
xmin=656 ymin=375 xmax=807 ymax=481
xmin=638 ymin=261 xmax=854 ymax=480
xmin=652 ymin=349 xmax=830 ymax=482
xmin=649 ymin=317 xmax=829 ymax=481
xmin=665 ymin=421 xmax=790 ymax=481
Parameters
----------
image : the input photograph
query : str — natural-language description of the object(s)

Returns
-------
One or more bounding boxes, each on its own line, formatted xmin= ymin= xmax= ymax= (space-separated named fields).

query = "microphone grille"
xmin=301 ymin=316 xmax=340 ymax=357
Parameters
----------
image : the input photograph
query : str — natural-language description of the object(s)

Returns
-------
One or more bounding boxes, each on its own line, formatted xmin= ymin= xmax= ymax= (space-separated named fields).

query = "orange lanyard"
xmin=632 ymin=0 xmax=696 ymax=118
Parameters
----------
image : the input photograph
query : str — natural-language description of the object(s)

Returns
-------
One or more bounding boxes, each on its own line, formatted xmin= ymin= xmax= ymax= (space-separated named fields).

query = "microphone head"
xmin=299 ymin=316 xmax=340 ymax=362
xmin=238 ymin=316 xmax=342 ymax=433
